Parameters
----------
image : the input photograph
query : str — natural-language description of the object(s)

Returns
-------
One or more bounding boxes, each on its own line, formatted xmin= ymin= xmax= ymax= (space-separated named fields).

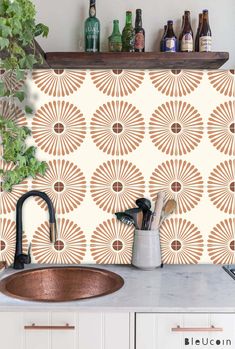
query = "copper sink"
xmin=0 ymin=266 xmax=124 ymax=302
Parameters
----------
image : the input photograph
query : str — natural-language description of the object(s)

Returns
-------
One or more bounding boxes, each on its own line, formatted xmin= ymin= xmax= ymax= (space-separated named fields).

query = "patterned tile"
xmin=0 ymin=69 xmax=234 ymax=265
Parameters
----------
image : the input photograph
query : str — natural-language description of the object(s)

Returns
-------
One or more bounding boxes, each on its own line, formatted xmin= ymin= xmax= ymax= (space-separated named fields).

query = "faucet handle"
xmin=13 ymin=253 xmax=31 ymax=269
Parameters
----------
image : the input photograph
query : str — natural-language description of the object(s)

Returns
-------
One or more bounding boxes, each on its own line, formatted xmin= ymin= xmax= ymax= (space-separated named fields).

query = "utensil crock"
xmin=132 ymin=229 xmax=162 ymax=270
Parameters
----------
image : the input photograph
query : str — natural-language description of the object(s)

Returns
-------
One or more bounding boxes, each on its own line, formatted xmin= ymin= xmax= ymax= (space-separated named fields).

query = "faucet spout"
xmin=14 ymin=190 xmax=57 ymax=269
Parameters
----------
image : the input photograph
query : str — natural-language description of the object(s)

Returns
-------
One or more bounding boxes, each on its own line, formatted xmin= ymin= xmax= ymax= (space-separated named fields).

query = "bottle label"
xmin=181 ymin=33 xmax=193 ymax=51
xmin=135 ymin=32 xmax=145 ymax=50
xmin=163 ymin=38 xmax=177 ymax=52
xmin=199 ymin=36 xmax=212 ymax=52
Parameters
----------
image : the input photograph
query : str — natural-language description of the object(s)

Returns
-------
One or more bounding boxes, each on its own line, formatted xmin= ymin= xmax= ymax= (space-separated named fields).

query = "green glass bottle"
xmin=122 ymin=11 xmax=135 ymax=52
xmin=109 ymin=20 xmax=122 ymax=52
xmin=84 ymin=0 xmax=100 ymax=52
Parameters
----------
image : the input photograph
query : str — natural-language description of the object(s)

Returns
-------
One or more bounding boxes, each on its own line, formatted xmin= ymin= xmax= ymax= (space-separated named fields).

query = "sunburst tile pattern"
xmin=208 ymin=219 xmax=235 ymax=264
xmin=91 ymin=100 xmax=145 ymax=155
xmin=149 ymin=70 xmax=203 ymax=97
xmin=32 ymin=70 xmax=86 ymax=96
xmin=1 ymin=69 xmax=234 ymax=264
xmin=0 ymin=218 xmax=28 ymax=266
xmin=160 ymin=218 xmax=204 ymax=264
xmin=90 ymin=70 xmax=145 ymax=97
xmin=33 ymin=101 xmax=86 ymax=155
xmin=149 ymin=160 xmax=204 ymax=214
xmin=32 ymin=160 xmax=86 ymax=214
xmin=208 ymin=101 xmax=235 ymax=156
xmin=208 ymin=70 xmax=235 ymax=97
xmin=32 ymin=219 xmax=86 ymax=264
xmin=90 ymin=218 xmax=134 ymax=264
xmin=149 ymin=101 xmax=203 ymax=155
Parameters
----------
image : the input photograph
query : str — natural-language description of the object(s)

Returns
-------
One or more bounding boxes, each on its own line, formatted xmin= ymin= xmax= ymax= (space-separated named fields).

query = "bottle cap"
xmin=167 ymin=20 xmax=173 ymax=24
xmin=136 ymin=9 xmax=142 ymax=13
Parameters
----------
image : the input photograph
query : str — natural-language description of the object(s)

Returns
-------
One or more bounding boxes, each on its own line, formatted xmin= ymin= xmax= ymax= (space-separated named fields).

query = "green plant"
xmin=0 ymin=0 xmax=49 ymax=191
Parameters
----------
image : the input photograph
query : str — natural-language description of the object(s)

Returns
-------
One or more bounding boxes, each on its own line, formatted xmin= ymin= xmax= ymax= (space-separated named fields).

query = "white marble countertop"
xmin=0 ymin=264 xmax=235 ymax=313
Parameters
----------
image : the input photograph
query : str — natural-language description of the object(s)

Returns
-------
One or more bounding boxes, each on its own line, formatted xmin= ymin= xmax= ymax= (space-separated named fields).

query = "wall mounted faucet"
xmin=13 ymin=190 xmax=57 ymax=270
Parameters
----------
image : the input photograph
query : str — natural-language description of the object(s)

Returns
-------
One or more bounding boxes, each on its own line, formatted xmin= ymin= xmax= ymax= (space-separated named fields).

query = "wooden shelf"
xmin=45 ymin=52 xmax=229 ymax=70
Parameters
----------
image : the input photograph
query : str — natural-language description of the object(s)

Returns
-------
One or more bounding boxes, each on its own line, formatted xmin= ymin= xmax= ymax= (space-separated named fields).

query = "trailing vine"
xmin=0 ymin=0 xmax=49 ymax=191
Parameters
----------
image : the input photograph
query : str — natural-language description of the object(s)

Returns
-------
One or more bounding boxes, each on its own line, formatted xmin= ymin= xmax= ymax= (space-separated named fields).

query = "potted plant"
xmin=0 ymin=0 xmax=49 ymax=191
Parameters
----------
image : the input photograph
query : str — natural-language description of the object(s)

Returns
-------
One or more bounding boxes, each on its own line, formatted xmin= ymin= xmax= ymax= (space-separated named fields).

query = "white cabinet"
xmin=0 ymin=312 xmax=132 ymax=349
xmin=136 ymin=313 xmax=235 ymax=349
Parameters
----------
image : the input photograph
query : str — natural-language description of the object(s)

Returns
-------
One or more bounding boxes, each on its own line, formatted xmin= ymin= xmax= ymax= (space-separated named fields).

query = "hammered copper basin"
xmin=0 ymin=267 xmax=124 ymax=302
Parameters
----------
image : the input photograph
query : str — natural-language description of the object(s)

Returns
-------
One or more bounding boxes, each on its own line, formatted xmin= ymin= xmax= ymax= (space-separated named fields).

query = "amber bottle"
xmin=179 ymin=11 xmax=194 ymax=52
xmin=195 ymin=13 xmax=203 ymax=52
xmin=199 ymin=10 xmax=212 ymax=52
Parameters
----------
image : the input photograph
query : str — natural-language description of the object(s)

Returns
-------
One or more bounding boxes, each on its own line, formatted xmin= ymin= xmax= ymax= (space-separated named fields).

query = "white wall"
xmin=33 ymin=0 xmax=235 ymax=68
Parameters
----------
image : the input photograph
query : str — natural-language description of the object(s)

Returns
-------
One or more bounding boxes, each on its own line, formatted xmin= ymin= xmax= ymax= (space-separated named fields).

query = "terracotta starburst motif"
xmin=0 ymin=70 xmax=26 ymax=91
xmin=208 ymin=70 xmax=235 ymax=97
xmin=90 ymin=218 xmax=134 ymax=264
xmin=32 ymin=160 xmax=86 ymax=214
xmin=208 ymin=101 xmax=235 ymax=156
xmin=90 ymin=70 xmax=145 ymax=97
xmin=149 ymin=160 xmax=203 ymax=214
xmin=90 ymin=160 xmax=145 ymax=213
xmin=149 ymin=70 xmax=203 ymax=97
xmin=0 ymin=101 xmax=27 ymax=127
xmin=160 ymin=218 xmax=203 ymax=264
xmin=208 ymin=219 xmax=235 ymax=264
xmin=32 ymin=219 xmax=86 ymax=264
xmin=149 ymin=101 xmax=203 ymax=155
xmin=32 ymin=101 xmax=86 ymax=155
xmin=32 ymin=70 xmax=86 ymax=97
xmin=0 ymin=161 xmax=28 ymax=214
xmin=91 ymin=100 xmax=145 ymax=155
xmin=0 ymin=219 xmax=28 ymax=266
xmin=208 ymin=160 xmax=235 ymax=214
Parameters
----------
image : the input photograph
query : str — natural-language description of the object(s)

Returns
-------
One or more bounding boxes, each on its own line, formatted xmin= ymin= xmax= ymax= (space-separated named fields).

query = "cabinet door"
xmin=24 ymin=312 xmax=78 ymax=349
xmin=0 ymin=312 xmax=23 ymax=349
xmin=78 ymin=312 xmax=131 ymax=349
xmin=136 ymin=313 xmax=235 ymax=349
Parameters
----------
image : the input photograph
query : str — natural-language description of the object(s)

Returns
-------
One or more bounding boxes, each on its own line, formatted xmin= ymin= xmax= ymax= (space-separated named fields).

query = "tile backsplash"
xmin=0 ymin=69 xmax=234 ymax=265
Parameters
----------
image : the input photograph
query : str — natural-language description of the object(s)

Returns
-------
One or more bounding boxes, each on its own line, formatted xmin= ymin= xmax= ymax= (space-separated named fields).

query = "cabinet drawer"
xmin=136 ymin=313 xmax=235 ymax=349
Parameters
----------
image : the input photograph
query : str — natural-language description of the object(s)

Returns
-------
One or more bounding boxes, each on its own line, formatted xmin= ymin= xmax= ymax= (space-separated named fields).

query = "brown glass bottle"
xmin=199 ymin=10 xmax=212 ymax=52
xmin=195 ymin=13 xmax=203 ymax=52
xmin=160 ymin=25 xmax=167 ymax=52
xmin=163 ymin=20 xmax=177 ymax=52
xmin=179 ymin=11 xmax=194 ymax=52
xmin=134 ymin=9 xmax=145 ymax=52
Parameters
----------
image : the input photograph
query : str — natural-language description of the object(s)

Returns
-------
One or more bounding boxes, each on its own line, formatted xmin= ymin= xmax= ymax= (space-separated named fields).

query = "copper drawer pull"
xmin=172 ymin=325 xmax=223 ymax=332
xmin=24 ymin=323 xmax=75 ymax=330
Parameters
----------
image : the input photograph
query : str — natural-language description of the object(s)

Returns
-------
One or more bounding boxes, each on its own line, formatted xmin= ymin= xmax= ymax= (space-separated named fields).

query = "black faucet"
xmin=13 ymin=190 xmax=57 ymax=269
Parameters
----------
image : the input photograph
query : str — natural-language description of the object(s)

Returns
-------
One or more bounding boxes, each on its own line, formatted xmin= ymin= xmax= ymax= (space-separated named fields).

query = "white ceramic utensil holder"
xmin=132 ymin=229 xmax=162 ymax=270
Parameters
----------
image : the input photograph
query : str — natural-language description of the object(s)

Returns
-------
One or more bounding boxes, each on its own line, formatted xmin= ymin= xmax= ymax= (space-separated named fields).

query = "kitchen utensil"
xmin=150 ymin=191 xmax=165 ymax=230
xmin=132 ymin=229 xmax=162 ymax=270
xmin=115 ymin=212 xmax=137 ymax=228
xmin=125 ymin=208 xmax=143 ymax=230
xmin=159 ymin=199 xmax=177 ymax=226
xmin=136 ymin=198 xmax=151 ymax=211
xmin=136 ymin=198 xmax=152 ymax=230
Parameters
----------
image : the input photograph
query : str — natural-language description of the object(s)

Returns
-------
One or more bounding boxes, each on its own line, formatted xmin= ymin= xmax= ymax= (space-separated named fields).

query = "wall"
xmin=0 ymin=69 xmax=234 ymax=265
xmin=33 ymin=0 xmax=235 ymax=69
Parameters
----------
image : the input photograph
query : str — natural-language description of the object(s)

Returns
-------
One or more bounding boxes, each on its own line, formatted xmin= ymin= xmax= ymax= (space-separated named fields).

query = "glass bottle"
xmin=122 ymin=11 xmax=135 ymax=52
xmin=179 ymin=10 xmax=194 ymax=52
xmin=109 ymin=20 xmax=122 ymax=52
xmin=84 ymin=0 xmax=100 ymax=52
xmin=160 ymin=25 xmax=167 ymax=52
xmin=199 ymin=9 xmax=212 ymax=52
xmin=195 ymin=13 xmax=203 ymax=52
xmin=163 ymin=20 xmax=177 ymax=52
xmin=134 ymin=9 xmax=145 ymax=52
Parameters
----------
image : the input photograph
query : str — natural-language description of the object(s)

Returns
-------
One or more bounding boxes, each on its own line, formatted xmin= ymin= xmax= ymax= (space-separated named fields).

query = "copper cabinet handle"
xmin=172 ymin=325 xmax=223 ymax=332
xmin=24 ymin=323 xmax=75 ymax=330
